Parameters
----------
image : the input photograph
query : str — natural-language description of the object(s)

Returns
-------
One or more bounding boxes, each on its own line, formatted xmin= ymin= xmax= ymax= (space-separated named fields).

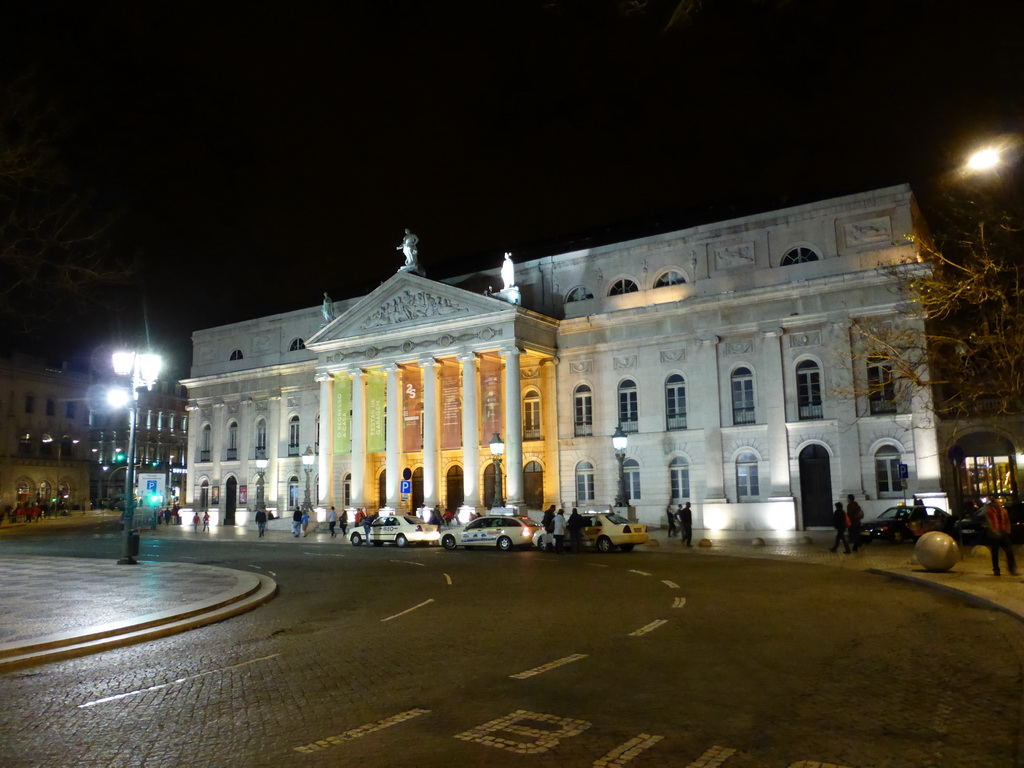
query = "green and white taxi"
xmin=348 ymin=515 xmax=440 ymax=547
xmin=441 ymin=515 xmax=544 ymax=551
xmin=534 ymin=511 xmax=649 ymax=552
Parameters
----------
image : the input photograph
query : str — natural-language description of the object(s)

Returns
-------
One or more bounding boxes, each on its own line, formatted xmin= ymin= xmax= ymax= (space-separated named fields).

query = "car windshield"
xmin=876 ymin=508 xmax=907 ymax=521
xmin=403 ymin=516 xmax=425 ymax=524
xmin=604 ymin=513 xmax=631 ymax=525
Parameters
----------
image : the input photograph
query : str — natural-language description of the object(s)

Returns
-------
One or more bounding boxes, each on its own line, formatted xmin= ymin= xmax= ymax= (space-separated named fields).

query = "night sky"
xmin=2 ymin=0 xmax=1022 ymax=378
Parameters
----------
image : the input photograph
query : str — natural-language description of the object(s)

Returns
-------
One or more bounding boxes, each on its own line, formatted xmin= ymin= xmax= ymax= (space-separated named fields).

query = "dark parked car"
xmin=859 ymin=505 xmax=951 ymax=545
xmin=953 ymin=500 xmax=1024 ymax=545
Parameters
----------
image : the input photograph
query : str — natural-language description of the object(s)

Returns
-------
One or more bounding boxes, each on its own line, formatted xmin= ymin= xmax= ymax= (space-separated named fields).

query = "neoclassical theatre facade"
xmin=182 ymin=184 xmax=949 ymax=530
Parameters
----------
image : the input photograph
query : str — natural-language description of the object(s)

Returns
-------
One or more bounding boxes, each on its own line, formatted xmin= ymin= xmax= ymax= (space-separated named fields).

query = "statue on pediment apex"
xmin=397 ymin=228 xmax=424 ymax=275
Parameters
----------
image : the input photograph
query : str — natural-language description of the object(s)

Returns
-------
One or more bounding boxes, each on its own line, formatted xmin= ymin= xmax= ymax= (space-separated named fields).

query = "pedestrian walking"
xmin=567 ymin=507 xmax=585 ymax=552
xmin=552 ymin=508 xmax=567 ymax=554
xmin=541 ymin=505 xmax=555 ymax=534
xmin=829 ymin=501 xmax=851 ymax=554
xmin=202 ymin=511 xmax=210 ymax=532
xmin=678 ymin=502 xmax=693 ymax=547
xmin=327 ymin=506 xmax=338 ymax=538
xmin=666 ymin=503 xmax=678 ymax=537
xmin=846 ymin=494 xmax=864 ymax=551
xmin=363 ymin=510 xmax=374 ymax=545
xmin=192 ymin=512 xmax=200 ymax=532
xmin=339 ymin=508 xmax=348 ymax=535
xmin=301 ymin=508 xmax=310 ymax=537
xmin=292 ymin=507 xmax=302 ymax=537
xmin=255 ymin=507 xmax=267 ymax=538
xmin=985 ymin=498 xmax=1018 ymax=576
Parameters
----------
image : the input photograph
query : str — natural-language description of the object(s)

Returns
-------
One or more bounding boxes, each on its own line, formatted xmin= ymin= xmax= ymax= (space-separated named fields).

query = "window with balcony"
xmin=665 ymin=374 xmax=687 ymax=430
xmin=226 ymin=421 xmax=238 ymax=461
xmin=618 ymin=379 xmax=639 ymax=433
xmin=573 ymin=385 xmax=593 ymax=437
xmin=200 ymin=424 xmax=212 ymax=462
xmin=523 ymin=390 xmax=541 ymax=440
xmin=255 ymin=418 xmax=267 ymax=456
xmin=796 ymin=360 xmax=823 ymax=420
xmin=731 ymin=367 xmax=755 ymax=425
xmin=867 ymin=358 xmax=897 ymax=414
xmin=288 ymin=415 xmax=300 ymax=456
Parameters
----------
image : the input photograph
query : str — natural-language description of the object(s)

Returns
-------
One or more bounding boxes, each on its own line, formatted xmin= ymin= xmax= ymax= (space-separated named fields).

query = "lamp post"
xmin=255 ymin=450 xmax=268 ymax=516
xmin=109 ymin=350 xmax=162 ymax=565
xmin=301 ymin=445 xmax=315 ymax=514
xmin=489 ymin=432 xmax=505 ymax=509
xmin=612 ymin=425 xmax=629 ymax=508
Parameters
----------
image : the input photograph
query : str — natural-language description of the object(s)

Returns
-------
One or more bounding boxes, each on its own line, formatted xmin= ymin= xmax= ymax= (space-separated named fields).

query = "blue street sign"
xmin=400 ymin=479 xmax=412 ymax=495
xmin=898 ymin=463 xmax=909 ymax=479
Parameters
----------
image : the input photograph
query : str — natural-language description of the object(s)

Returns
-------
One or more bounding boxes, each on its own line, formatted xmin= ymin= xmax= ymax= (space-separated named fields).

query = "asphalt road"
xmin=1 ymin=523 xmax=1020 ymax=768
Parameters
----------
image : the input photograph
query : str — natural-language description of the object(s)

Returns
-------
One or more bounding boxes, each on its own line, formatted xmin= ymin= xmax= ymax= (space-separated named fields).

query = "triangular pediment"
xmin=307 ymin=270 xmax=515 ymax=349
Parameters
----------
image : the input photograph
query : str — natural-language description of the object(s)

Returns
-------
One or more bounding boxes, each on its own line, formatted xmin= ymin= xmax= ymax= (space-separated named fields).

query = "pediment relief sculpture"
xmin=361 ymin=290 xmax=467 ymax=330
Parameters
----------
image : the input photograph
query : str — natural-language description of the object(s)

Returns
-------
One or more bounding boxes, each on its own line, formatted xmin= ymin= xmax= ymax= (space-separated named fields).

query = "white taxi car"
xmin=440 ymin=515 xmax=544 ymax=551
xmin=534 ymin=512 xmax=649 ymax=553
xmin=348 ymin=515 xmax=440 ymax=547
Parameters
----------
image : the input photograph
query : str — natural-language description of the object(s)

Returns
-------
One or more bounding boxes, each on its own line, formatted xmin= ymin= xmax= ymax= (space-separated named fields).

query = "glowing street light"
xmin=489 ymin=432 xmax=505 ymax=509
xmin=966 ymin=146 xmax=1001 ymax=171
xmin=301 ymin=445 xmax=315 ymax=514
xmin=612 ymin=425 xmax=629 ymax=508
xmin=109 ymin=349 xmax=163 ymax=564
xmin=255 ymin=449 xmax=269 ymax=516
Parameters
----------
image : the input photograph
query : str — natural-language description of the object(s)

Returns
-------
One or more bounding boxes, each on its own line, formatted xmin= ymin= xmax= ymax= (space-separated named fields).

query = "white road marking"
xmin=380 ymin=598 xmax=435 ymax=623
xmin=455 ymin=709 xmax=591 ymax=754
xmin=444 ymin=573 xmax=452 ymax=585
xmin=390 ymin=559 xmax=426 ymax=566
xmin=293 ymin=708 xmax=431 ymax=753
xmin=628 ymin=569 xmax=651 ymax=576
xmin=672 ymin=597 xmax=687 ymax=609
xmin=629 ymin=619 xmax=668 ymax=637
xmin=684 ymin=745 xmax=737 ymax=767
xmin=78 ymin=654 xmax=281 ymax=708
xmin=510 ymin=654 xmax=588 ymax=680
xmin=661 ymin=579 xmax=679 ymax=589
xmin=589 ymin=563 xmax=609 ymax=568
xmin=593 ymin=733 xmax=664 ymax=766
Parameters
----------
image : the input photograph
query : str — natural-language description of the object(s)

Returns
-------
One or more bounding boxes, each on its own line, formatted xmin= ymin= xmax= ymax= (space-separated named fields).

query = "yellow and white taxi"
xmin=348 ymin=515 xmax=440 ymax=547
xmin=441 ymin=515 xmax=544 ymax=551
xmin=534 ymin=511 xmax=649 ymax=553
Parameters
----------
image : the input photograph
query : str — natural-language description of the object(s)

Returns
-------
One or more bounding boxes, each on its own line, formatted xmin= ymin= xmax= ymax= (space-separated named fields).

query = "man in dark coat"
xmin=678 ymin=502 xmax=693 ymax=547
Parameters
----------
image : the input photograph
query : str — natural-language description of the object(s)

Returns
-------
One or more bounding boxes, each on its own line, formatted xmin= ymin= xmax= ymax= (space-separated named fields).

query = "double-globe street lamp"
xmin=108 ymin=350 xmax=162 ymax=565
xmin=301 ymin=445 xmax=315 ymax=515
xmin=489 ymin=432 xmax=505 ymax=509
xmin=612 ymin=425 xmax=629 ymax=509
xmin=255 ymin=449 xmax=269 ymax=517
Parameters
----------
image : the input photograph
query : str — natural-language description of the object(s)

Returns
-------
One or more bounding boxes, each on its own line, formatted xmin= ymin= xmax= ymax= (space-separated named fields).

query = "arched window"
xmin=780 ymin=246 xmax=820 ymax=266
xmin=199 ymin=479 xmax=210 ymax=510
xmin=343 ymin=473 xmax=352 ymax=508
xmin=654 ymin=270 xmax=686 ymax=288
xmin=226 ymin=421 xmax=238 ymax=460
xmin=288 ymin=475 xmax=300 ymax=510
xmin=669 ymin=456 xmax=690 ymax=501
xmin=573 ymin=385 xmax=593 ymax=437
xmin=200 ymin=425 xmax=212 ymax=462
xmin=229 ymin=349 xmax=244 ymax=361
xmin=255 ymin=418 xmax=267 ymax=457
xmin=875 ymin=445 xmax=902 ymax=498
xmin=731 ymin=367 xmax=755 ymax=425
xmin=665 ymin=374 xmax=687 ymax=430
xmin=796 ymin=360 xmax=823 ymax=420
xmin=523 ymin=389 xmax=541 ymax=440
xmin=609 ymin=278 xmax=639 ymax=296
xmin=624 ymin=458 xmax=641 ymax=501
xmin=618 ymin=379 xmax=639 ymax=433
xmin=288 ymin=416 xmax=300 ymax=456
xmin=289 ymin=338 xmax=306 ymax=351
xmin=736 ymin=451 xmax=760 ymax=499
xmin=565 ymin=286 xmax=591 ymax=303
xmin=39 ymin=481 xmax=52 ymax=505
xmin=575 ymin=461 xmax=595 ymax=502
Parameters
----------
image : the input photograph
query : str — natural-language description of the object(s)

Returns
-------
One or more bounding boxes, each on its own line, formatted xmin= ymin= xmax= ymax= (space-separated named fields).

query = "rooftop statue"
xmin=397 ymin=228 xmax=420 ymax=272
xmin=321 ymin=292 xmax=335 ymax=323
xmin=501 ymin=251 xmax=515 ymax=290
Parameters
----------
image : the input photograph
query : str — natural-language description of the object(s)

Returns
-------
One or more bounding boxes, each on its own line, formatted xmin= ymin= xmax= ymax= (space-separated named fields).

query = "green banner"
xmin=366 ymin=371 xmax=386 ymax=454
xmin=333 ymin=375 xmax=351 ymax=454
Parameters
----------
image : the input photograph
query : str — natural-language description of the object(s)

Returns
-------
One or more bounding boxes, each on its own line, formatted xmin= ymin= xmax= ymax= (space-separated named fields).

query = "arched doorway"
xmin=412 ymin=467 xmax=424 ymax=511
xmin=199 ymin=480 xmax=210 ymax=511
xmin=953 ymin=432 xmax=1018 ymax=504
xmin=483 ymin=462 xmax=500 ymax=508
xmin=378 ymin=470 xmax=387 ymax=510
xmin=799 ymin=444 xmax=833 ymax=528
xmin=446 ymin=465 xmax=464 ymax=512
xmin=225 ymin=476 xmax=238 ymax=525
xmin=524 ymin=460 xmax=544 ymax=510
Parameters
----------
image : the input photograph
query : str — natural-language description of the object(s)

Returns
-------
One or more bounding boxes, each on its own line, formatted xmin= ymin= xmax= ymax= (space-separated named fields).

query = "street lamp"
xmin=109 ymin=349 xmax=162 ymax=565
xmin=612 ymin=425 xmax=629 ymax=508
xmin=489 ymin=432 xmax=505 ymax=509
xmin=301 ymin=445 xmax=315 ymax=514
xmin=255 ymin=449 xmax=269 ymax=516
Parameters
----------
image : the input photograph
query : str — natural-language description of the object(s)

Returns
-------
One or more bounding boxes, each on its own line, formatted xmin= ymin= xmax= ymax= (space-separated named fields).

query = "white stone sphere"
xmin=915 ymin=531 xmax=959 ymax=572
xmin=698 ymin=538 xmax=713 ymax=548
xmin=751 ymin=537 xmax=766 ymax=547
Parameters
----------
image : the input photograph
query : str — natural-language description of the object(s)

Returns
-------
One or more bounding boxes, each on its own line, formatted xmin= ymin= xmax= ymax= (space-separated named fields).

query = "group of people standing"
xmin=539 ymin=505 xmax=588 ymax=553
xmin=665 ymin=502 xmax=693 ymax=546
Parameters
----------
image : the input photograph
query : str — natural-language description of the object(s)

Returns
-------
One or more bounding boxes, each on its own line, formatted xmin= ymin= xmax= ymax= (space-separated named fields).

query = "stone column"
xmin=762 ymin=328 xmax=792 ymax=498
xmin=385 ymin=363 xmax=401 ymax=509
xmin=503 ymin=346 xmax=524 ymax=506
xmin=349 ymin=370 xmax=366 ymax=509
xmin=420 ymin=358 xmax=440 ymax=508
xmin=460 ymin=352 xmax=480 ymax=511
xmin=316 ymin=372 xmax=332 ymax=507
xmin=267 ymin=395 xmax=282 ymax=509
xmin=697 ymin=336 xmax=725 ymax=502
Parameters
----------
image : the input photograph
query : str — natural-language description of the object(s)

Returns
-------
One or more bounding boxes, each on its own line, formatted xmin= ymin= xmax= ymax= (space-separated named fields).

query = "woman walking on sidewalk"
xmin=829 ymin=501 xmax=851 ymax=554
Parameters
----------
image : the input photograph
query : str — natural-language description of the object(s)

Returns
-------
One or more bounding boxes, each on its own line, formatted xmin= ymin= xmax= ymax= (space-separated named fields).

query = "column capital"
xmin=457 ymin=351 xmax=479 ymax=364
xmin=540 ymin=356 xmax=560 ymax=367
xmin=418 ymin=357 xmax=440 ymax=369
xmin=314 ymin=371 xmax=333 ymax=383
xmin=382 ymin=362 xmax=400 ymax=374
xmin=761 ymin=327 xmax=784 ymax=339
xmin=500 ymin=346 xmax=522 ymax=359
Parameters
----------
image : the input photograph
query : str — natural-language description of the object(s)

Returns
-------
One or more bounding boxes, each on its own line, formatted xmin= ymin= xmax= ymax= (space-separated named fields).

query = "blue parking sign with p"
xmin=400 ymin=479 xmax=412 ymax=495
xmin=898 ymin=463 xmax=909 ymax=479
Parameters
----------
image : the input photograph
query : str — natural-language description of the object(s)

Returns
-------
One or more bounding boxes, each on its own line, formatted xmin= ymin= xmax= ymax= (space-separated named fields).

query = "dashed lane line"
xmin=628 ymin=619 xmax=668 ymax=637
xmin=444 ymin=573 xmax=453 ymax=585
xmin=628 ymin=569 xmax=651 ymax=576
xmin=509 ymin=654 xmax=588 ymax=680
xmin=390 ymin=560 xmax=426 ymax=566
xmin=380 ymin=598 xmax=435 ymax=623
xmin=293 ymin=708 xmax=431 ymax=754
xmin=672 ymin=597 xmax=687 ymax=609
xmin=684 ymin=745 xmax=737 ymax=767
xmin=661 ymin=579 xmax=679 ymax=589
xmin=593 ymin=733 xmax=664 ymax=767
xmin=78 ymin=654 xmax=282 ymax=708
